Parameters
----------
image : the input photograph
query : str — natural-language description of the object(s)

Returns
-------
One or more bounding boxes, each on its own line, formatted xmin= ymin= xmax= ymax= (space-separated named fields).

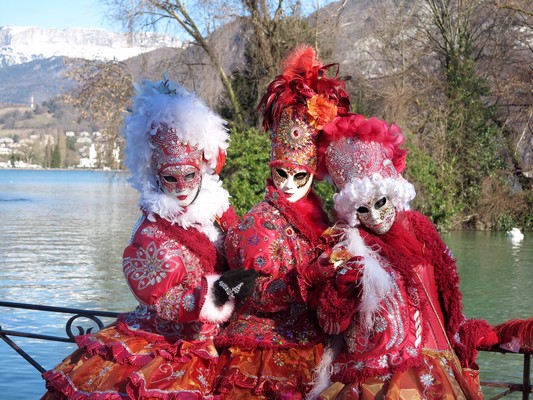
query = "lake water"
xmin=0 ymin=169 xmax=531 ymax=399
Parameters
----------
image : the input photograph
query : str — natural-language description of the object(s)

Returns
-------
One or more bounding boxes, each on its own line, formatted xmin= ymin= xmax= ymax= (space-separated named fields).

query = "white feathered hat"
xmin=123 ymin=77 xmax=229 ymax=202
xmin=122 ymin=77 xmax=230 ymax=227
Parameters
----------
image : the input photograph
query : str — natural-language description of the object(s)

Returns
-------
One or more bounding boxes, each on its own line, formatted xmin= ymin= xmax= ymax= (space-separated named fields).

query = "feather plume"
xmin=258 ymin=45 xmax=350 ymax=133
xmin=281 ymin=44 xmax=318 ymax=80
xmin=494 ymin=317 xmax=533 ymax=351
xmin=341 ymin=228 xmax=394 ymax=331
xmin=306 ymin=335 xmax=343 ymax=400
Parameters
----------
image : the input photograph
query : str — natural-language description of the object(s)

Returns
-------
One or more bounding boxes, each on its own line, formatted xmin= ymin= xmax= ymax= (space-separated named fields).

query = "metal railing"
xmin=0 ymin=301 xmax=119 ymax=373
xmin=479 ymin=346 xmax=532 ymax=400
xmin=1 ymin=301 xmax=531 ymax=399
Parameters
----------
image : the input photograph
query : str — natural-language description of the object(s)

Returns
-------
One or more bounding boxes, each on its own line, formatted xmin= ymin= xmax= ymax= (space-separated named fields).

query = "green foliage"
xmin=443 ymin=58 xmax=503 ymax=221
xmin=493 ymin=213 xmax=515 ymax=232
xmin=313 ymin=179 xmax=335 ymax=219
xmin=405 ymin=140 xmax=463 ymax=229
xmin=66 ymin=136 xmax=77 ymax=152
xmin=51 ymin=142 xmax=61 ymax=168
xmin=220 ymin=127 xmax=271 ymax=216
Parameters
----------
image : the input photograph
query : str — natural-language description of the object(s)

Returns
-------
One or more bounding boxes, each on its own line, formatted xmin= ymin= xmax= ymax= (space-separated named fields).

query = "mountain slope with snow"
xmin=0 ymin=26 xmax=181 ymax=67
xmin=0 ymin=26 xmax=183 ymax=105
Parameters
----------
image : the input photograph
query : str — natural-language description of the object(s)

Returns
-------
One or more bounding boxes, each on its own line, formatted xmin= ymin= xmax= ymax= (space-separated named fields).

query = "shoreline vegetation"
xmin=1 ymin=167 xmax=531 ymax=234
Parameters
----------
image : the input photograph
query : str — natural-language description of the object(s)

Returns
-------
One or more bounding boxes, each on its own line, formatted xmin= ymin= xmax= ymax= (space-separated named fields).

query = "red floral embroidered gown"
xmin=41 ymin=207 xmax=238 ymax=400
xmin=214 ymin=181 xmax=330 ymax=399
xmin=314 ymin=211 xmax=494 ymax=400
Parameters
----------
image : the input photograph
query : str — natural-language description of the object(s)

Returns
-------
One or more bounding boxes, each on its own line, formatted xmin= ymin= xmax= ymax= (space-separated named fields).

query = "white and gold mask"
xmin=356 ymin=196 xmax=396 ymax=235
xmin=272 ymin=166 xmax=314 ymax=203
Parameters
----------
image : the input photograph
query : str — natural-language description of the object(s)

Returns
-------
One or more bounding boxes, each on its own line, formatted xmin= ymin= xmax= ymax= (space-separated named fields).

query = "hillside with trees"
xmin=1 ymin=0 xmax=531 ymax=231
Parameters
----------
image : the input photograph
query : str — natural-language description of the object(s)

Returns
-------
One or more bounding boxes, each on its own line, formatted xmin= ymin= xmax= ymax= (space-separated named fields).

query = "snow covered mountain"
xmin=0 ymin=26 xmax=183 ymax=105
xmin=0 ymin=26 xmax=181 ymax=67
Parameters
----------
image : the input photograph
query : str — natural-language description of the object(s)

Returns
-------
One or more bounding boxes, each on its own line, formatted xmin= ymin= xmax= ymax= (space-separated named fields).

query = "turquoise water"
xmin=0 ymin=169 xmax=531 ymax=399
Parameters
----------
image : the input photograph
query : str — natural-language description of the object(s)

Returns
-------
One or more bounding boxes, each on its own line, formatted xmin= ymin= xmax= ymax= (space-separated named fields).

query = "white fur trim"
xmin=306 ymin=335 xmax=344 ymax=400
xmin=334 ymin=174 xmax=416 ymax=227
xmin=339 ymin=228 xmax=394 ymax=331
xmin=200 ymin=275 xmax=235 ymax=323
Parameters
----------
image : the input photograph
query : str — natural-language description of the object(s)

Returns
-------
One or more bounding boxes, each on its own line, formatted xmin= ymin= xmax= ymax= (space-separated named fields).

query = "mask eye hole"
xmin=294 ymin=172 xmax=308 ymax=181
xmin=357 ymin=206 xmax=369 ymax=213
xmin=375 ymin=197 xmax=387 ymax=209
xmin=276 ymin=168 xmax=288 ymax=178
xmin=184 ymin=172 xmax=196 ymax=181
xmin=162 ymin=175 xmax=177 ymax=183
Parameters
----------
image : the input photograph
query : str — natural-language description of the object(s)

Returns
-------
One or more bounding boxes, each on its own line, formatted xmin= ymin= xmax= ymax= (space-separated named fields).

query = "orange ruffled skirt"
xmin=41 ymin=324 xmax=221 ymax=400
xmin=317 ymin=349 xmax=483 ymax=400
xmin=215 ymin=343 xmax=324 ymax=400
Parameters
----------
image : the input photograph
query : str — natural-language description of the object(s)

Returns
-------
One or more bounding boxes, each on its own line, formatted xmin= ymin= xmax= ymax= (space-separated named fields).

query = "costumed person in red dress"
xmin=213 ymin=45 xmax=351 ymax=400
xmin=304 ymin=114 xmax=498 ymax=400
xmin=41 ymin=77 xmax=257 ymax=400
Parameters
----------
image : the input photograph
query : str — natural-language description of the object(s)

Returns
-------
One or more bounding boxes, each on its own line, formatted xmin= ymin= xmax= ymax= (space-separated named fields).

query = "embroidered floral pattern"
xmin=420 ymin=372 xmax=435 ymax=387
xmin=217 ymin=191 xmax=325 ymax=349
xmin=123 ymin=241 xmax=180 ymax=291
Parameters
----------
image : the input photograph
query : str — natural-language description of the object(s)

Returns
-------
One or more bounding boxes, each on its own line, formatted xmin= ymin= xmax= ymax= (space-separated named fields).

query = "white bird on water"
xmin=507 ymin=227 xmax=524 ymax=241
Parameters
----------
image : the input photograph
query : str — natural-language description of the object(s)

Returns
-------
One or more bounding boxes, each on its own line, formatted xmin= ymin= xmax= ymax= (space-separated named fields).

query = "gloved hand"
xmin=335 ymin=257 xmax=364 ymax=298
xmin=301 ymin=253 xmax=337 ymax=288
xmin=213 ymin=268 xmax=259 ymax=307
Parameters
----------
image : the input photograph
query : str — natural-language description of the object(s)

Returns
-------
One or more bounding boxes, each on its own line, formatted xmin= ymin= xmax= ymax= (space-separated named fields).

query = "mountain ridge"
xmin=0 ymin=25 xmax=182 ymax=67
xmin=0 ymin=25 xmax=184 ymax=106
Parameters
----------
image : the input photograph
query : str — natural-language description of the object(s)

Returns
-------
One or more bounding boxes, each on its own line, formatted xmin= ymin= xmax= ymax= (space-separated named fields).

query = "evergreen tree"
xmin=51 ymin=142 xmax=61 ymax=168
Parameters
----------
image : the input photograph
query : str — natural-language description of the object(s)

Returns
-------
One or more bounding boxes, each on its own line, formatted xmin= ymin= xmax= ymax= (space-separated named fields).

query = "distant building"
xmin=79 ymin=143 xmax=98 ymax=168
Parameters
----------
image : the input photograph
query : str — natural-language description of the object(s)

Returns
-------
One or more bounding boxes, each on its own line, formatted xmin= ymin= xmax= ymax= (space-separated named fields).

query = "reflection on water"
xmin=0 ymin=169 xmax=140 ymax=400
xmin=0 ymin=170 xmax=531 ymax=399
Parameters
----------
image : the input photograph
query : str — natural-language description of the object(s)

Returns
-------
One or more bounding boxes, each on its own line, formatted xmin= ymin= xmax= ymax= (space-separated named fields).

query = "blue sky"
xmin=0 ymin=0 xmax=121 ymax=31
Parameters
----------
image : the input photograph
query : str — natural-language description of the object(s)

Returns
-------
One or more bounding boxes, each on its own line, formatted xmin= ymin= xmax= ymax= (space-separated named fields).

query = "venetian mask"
xmin=357 ymin=196 xmax=396 ymax=235
xmin=272 ymin=166 xmax=314 ymax=203
xmin=158 ymin=164 xmax=202 ymax=207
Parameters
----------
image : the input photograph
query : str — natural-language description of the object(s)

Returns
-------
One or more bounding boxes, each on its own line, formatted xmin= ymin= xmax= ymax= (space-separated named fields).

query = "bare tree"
xmin=103 ymin=0 xmax=333 ymax=127
xmin=105 ymin=0 xmax=245 ymax=125
xmin=497 ymin=0 xmax=533 ymax=17
xmin=62 ymin=58 xmax=134 ymax=169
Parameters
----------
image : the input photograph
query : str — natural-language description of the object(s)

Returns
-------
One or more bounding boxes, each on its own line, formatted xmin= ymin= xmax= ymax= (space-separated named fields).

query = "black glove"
xmin=213 ymin=268 xmax=259 ymax=307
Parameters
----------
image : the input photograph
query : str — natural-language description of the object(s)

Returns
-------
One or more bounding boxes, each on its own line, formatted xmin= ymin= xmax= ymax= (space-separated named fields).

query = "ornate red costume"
xmin=214 ymin=45 xmax=350 ymax=399
xmin=315 ymin=212 xmax=492 ymax=399
xmin=41 ymin=77 xmax=248 ymax=399
xmin=306 ymin=115 xmax=495 ymax=400
xmin=215 ymin=182 xmax=329 ymax=397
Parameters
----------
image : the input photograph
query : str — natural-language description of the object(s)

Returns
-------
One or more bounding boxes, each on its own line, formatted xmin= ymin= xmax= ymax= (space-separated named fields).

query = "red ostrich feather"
xmin=494 ymin=317 xmax=533 ymax=351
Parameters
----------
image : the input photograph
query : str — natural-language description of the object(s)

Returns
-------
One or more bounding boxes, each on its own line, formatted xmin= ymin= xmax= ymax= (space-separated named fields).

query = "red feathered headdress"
xmin=317 ymin=113 xmax=408 ymax=180
xmin=318 ymin=113 xmax=416 ymax=216
xmin=257 ymin=45 xmax=351 ymax=174
xmin=258 ymin=45 xmax=351 ymax=132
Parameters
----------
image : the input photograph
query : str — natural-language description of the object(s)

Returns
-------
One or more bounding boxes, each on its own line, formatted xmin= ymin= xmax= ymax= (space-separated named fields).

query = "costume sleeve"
xmin=224 ymin=206 xmax=304 ymax=313
xmin=123 ymin=215 xmax=234 ymax=324
xmin=411 ymin=211 xmax=489 ymax=368
xmin=316 ymin=279 xmax=358 ymax=334
xmin=412 ymin=212 xmax=464 ymax=331
xmin=218 ymin=205 xmax=240 ymax=232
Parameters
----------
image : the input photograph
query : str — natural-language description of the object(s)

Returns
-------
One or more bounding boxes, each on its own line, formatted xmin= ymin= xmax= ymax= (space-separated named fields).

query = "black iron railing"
xmin=0 ymin=301 xmax=119 ymax=373
xmin=479 ymin=346 xmax=532 ymax=400
xmin=1 ymin=301 xmax=531 ymax=399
